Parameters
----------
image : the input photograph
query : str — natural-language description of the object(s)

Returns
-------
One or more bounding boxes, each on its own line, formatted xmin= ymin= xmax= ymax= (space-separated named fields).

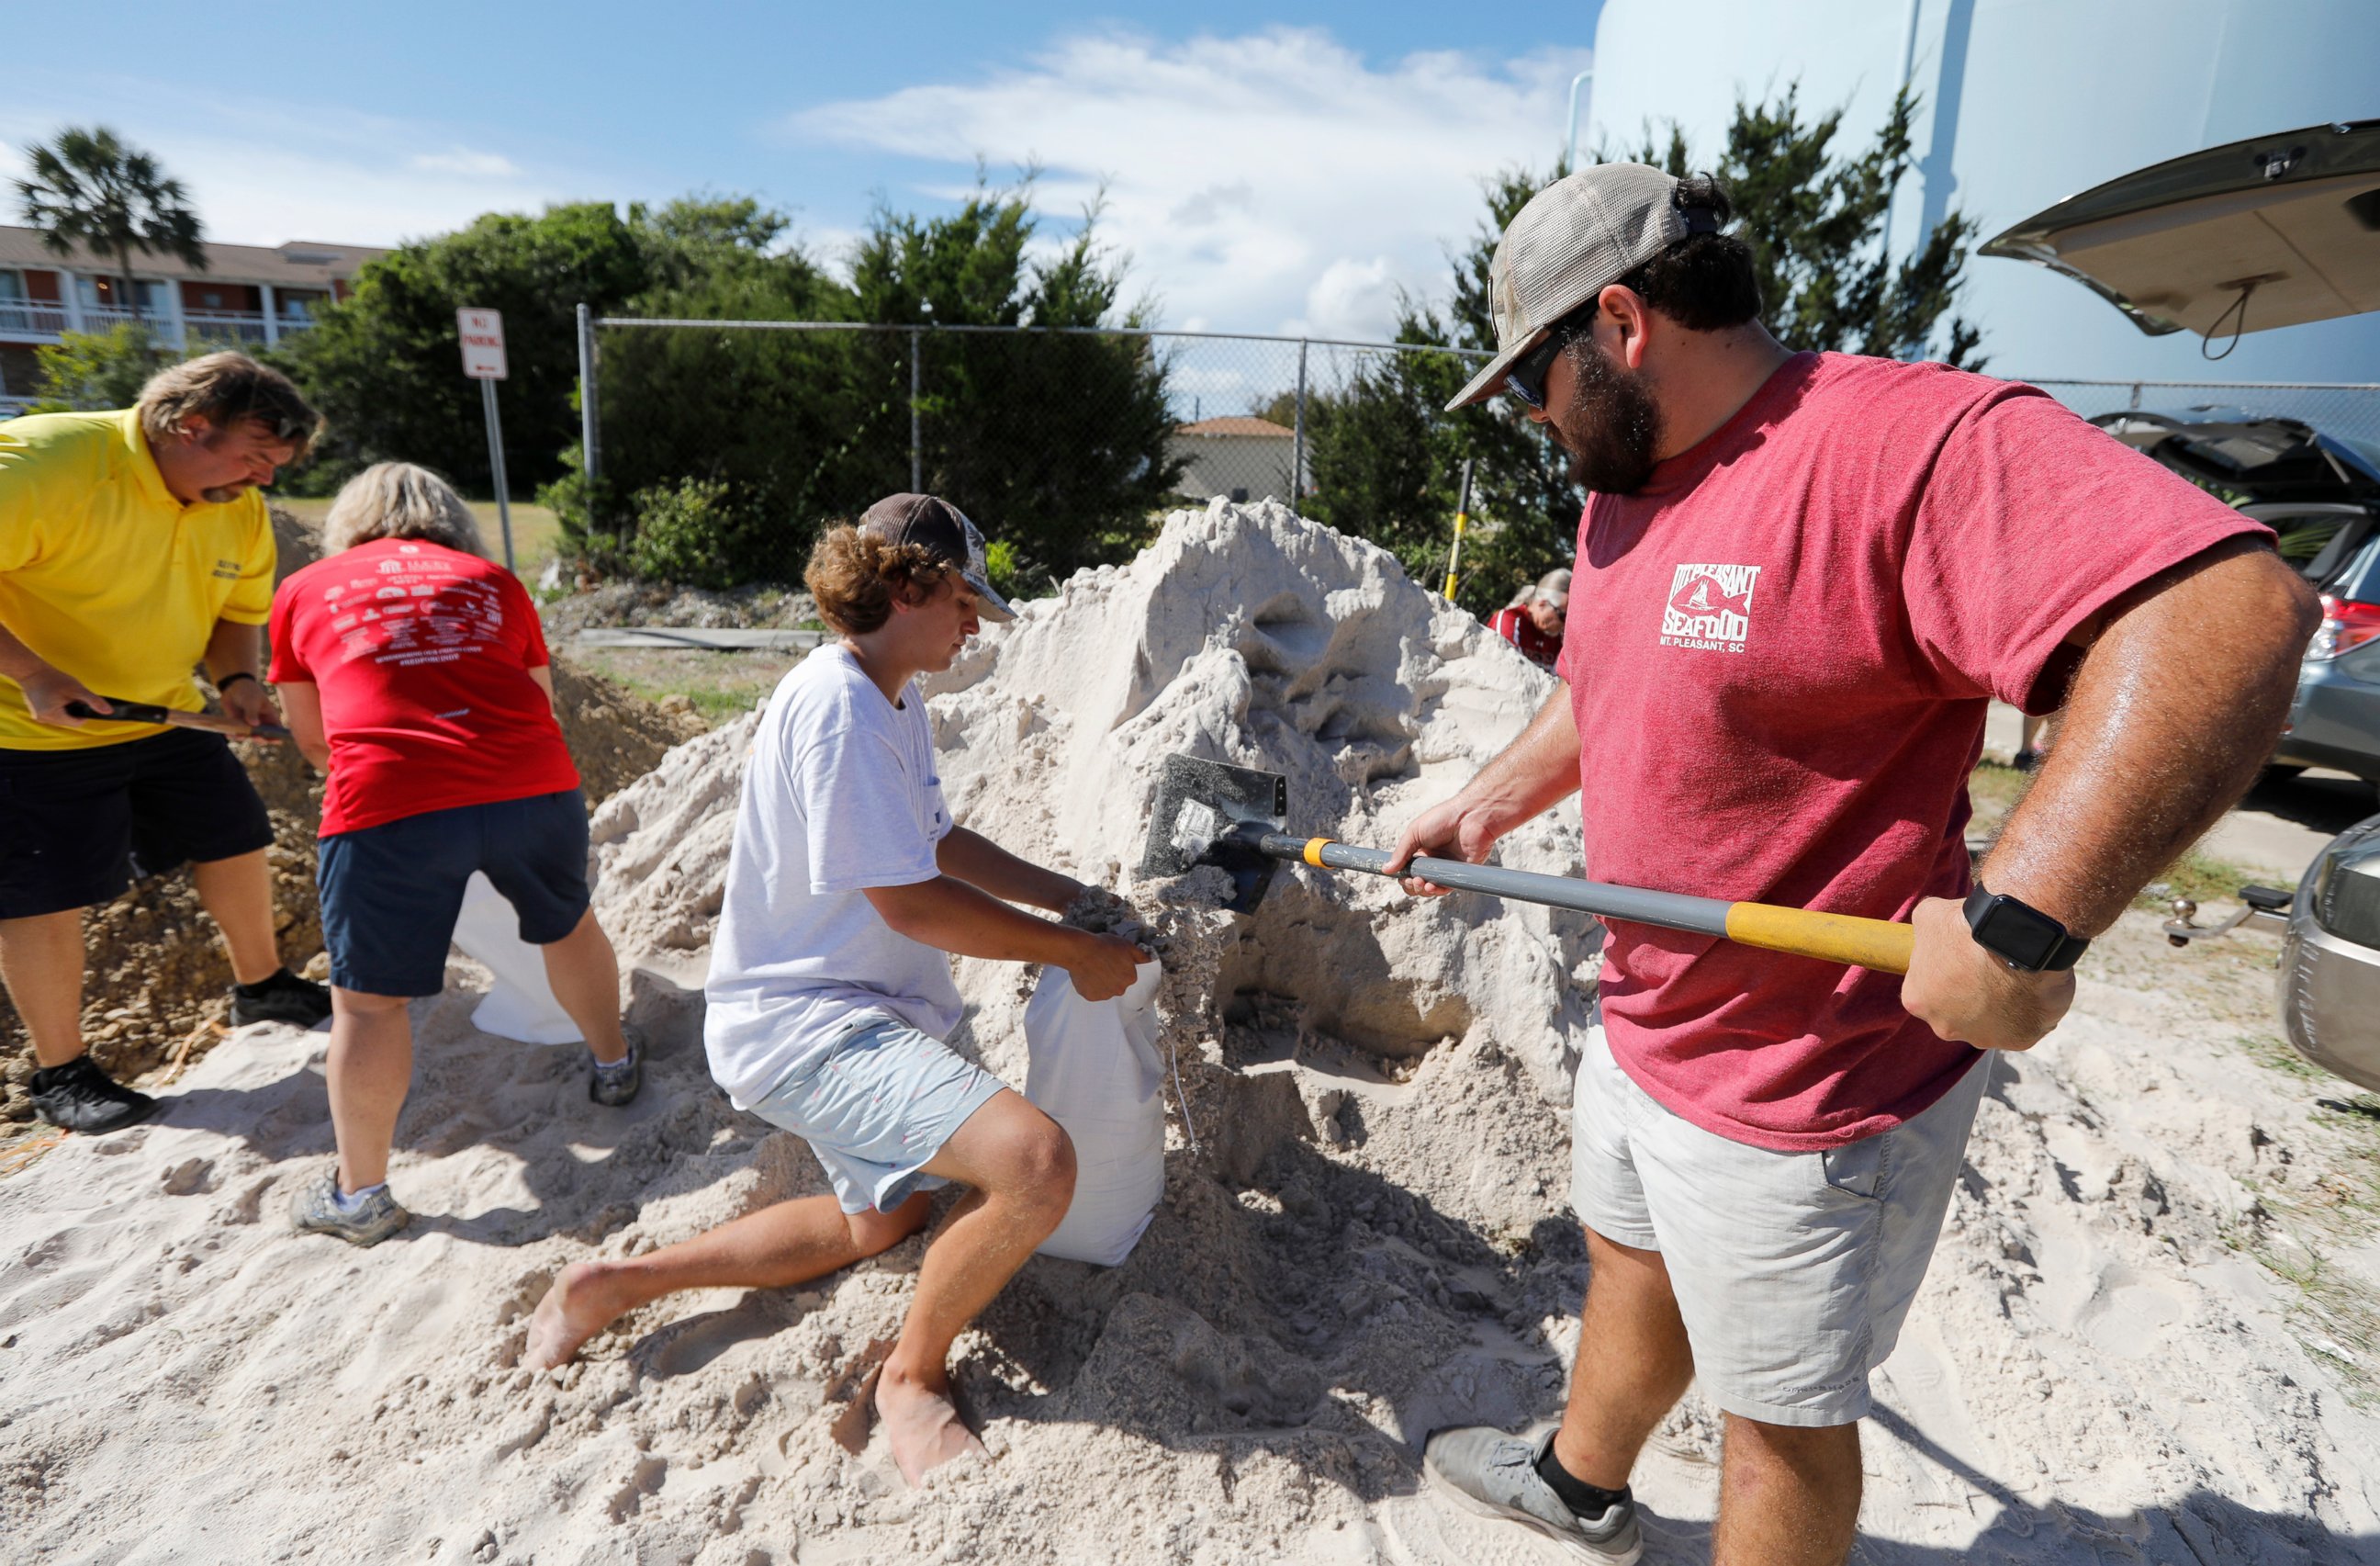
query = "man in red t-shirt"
xmin=1488 ymin=567 xmax=1570 ymax=670
xmin=1390 ymin=165 xmax=2317 ymax=1565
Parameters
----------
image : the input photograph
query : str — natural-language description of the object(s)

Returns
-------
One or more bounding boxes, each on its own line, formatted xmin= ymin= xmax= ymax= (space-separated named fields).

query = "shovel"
xmin=65 ymin=697 xmax=290 ymax=743
xmin=1139 ymin=754 xmax=1915 ymax=975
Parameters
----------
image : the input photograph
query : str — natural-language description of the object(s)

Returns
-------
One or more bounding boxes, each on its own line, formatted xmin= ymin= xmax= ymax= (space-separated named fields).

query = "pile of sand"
xmin=3 ymin=501 xmax=2376 ymax=1562
xmin=0 ymin=502 xmax=702 ymax=1131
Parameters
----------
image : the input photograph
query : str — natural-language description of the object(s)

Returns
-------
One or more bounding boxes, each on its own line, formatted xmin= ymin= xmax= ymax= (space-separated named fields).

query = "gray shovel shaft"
xmin=1252 ymin=833 xmax=1734 ymax=938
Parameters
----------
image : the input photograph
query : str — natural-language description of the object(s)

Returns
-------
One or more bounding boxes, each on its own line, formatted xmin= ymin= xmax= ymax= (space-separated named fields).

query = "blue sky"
xmin=5 ymin=3 xmax=1600 ymax=340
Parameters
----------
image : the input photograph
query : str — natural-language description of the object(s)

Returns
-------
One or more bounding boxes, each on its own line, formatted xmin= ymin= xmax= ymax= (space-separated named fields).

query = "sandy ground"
xmin=5 ymin=502 xmax=2378 ymax=1563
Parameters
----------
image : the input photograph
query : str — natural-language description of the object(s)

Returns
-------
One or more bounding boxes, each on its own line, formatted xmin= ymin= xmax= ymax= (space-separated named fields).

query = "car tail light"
xmin=2306 ymin=595 xmax=2380 ymax=661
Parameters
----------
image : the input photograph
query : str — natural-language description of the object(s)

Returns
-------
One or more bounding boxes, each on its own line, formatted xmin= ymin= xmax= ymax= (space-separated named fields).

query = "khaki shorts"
xmin=1570 ymin=1018 xmax=1991 ymax=1428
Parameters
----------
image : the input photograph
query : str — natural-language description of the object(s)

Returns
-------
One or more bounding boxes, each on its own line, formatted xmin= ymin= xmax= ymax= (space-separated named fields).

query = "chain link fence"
xmin=573 ymin=313 xmax=1486 ymax=589
xmin=567 ymin=310 xmax=2379 ymax=592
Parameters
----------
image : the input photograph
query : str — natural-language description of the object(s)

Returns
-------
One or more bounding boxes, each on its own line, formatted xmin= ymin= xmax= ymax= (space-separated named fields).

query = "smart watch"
xmin=1962 ymin=884 xmax=2090 ymax=972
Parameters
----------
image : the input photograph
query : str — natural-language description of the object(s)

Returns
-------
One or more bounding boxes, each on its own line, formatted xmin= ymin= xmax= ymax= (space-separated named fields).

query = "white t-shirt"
xmin=703 ymin=645 xmax=962 ymax=1107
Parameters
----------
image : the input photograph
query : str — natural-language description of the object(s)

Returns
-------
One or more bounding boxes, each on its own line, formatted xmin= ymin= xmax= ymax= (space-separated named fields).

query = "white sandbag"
xmin=1025 ymin=957 xmax=1164 ymax=1266
xmin=449 ymin=872 xmax=584 ymax=1045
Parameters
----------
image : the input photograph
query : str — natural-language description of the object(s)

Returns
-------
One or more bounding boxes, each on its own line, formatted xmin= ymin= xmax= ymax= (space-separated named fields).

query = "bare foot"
xmin=525 ymin=1260 xmax=630 ymax=1369
xmin=875 ymin=1365 xmax=986 ymax=1486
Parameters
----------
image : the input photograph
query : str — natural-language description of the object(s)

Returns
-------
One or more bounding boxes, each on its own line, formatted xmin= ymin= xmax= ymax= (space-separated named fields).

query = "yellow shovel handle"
xmin=1723 ymin=903 xmax=1915 ymax=975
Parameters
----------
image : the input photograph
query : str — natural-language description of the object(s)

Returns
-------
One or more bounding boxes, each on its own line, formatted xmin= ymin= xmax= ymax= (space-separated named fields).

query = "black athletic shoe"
xmin=30 ymin=1056 xmax=159 ymax=1134
xmin=229 ymin=967 xmax=333 ymax=1029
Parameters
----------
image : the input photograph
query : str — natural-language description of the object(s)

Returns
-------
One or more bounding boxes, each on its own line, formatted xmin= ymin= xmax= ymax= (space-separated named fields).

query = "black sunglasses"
xmin=1504 ymin=316 xmax=1590 ymax=411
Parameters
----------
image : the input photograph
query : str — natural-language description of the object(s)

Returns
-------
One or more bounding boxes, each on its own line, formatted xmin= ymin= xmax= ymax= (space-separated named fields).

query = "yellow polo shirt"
xmin=0 ymin=409 xmax=275 ymax=750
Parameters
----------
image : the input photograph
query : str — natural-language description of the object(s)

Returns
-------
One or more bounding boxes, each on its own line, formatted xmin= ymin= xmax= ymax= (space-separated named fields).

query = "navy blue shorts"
xmin=317 ymin=790 xmax=590 ymax=997
xmin=0 ymin=728 xmax=276 ymax=919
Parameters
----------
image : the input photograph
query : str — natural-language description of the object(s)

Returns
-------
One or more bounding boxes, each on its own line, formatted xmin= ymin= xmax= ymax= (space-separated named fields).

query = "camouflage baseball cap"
xmin=858 ymin=492 xmax=1016 ymax=622
xmin=1445 ymin=163 xmax=1719 ymax=411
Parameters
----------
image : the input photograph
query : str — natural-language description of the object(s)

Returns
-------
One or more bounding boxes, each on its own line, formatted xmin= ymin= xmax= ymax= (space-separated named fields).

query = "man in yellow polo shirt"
xmin=2 ymin=352 xmax=334 ymax=1133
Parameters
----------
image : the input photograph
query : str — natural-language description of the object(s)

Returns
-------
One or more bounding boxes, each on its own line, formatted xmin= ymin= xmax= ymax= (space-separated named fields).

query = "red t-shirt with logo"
xmin=1490 ymin=605 xmax=1563 ymax=669
xmin=268 ymin=538 xmax=578 ymax=837
xmin=1556 ymin=352 xmax=2267 ymax=1151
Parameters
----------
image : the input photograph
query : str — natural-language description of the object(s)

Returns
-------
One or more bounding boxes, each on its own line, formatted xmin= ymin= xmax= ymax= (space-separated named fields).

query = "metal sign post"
xmin=457 ymin=307 xmax=515 ymax=570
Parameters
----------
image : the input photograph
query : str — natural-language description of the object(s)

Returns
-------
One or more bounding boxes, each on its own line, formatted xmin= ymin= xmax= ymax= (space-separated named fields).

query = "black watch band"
xmin=1962 ymin=884 xmax=2090 ymax=972
xmin=217 ymin=671 xmax=260 ymax=693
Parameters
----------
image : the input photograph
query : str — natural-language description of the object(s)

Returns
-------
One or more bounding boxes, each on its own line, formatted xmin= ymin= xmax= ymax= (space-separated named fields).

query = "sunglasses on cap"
xmin=1504 ymin=312 xmax=1595 ymax=412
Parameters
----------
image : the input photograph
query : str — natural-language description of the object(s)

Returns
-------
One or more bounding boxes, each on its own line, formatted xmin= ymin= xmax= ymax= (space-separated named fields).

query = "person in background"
xmin=1 ymin=353 xmax=333 ymax=1135
xmin=1490 ymin=568 xmax=1571 ymax=670
xmin=2015 ymin=710 xmax=2058 ymax=771
xmin=522 ymin=494 xmax=1146 ymax=1489
xmin=268 ymin=463 xmax=641 ymax=1246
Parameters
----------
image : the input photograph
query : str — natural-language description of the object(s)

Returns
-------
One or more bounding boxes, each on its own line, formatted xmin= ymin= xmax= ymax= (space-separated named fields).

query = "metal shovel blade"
xmin=1139 ymin=755 xmax=1290 ymax=913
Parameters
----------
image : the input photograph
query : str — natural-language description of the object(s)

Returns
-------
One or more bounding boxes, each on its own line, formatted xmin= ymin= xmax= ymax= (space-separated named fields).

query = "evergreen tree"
xmin=278 ymin=201 xmax=656 ymax=496
xmin=1306 ymin=85 xmax=1984 ymax=615
xmin=851 ymin=186 xmax=1182 ymax=583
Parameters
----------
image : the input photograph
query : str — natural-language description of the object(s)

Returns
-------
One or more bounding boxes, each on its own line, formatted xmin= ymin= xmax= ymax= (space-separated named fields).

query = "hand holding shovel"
xmin=1141 ymin=754 xmax=1915 ymax=975
xmin=64 ymin=696 xmax=290 ymax=744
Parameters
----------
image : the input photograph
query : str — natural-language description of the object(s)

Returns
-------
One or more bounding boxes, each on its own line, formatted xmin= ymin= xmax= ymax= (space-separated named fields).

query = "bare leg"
xmin=1712 ymin=1416 xmax=1862 ymax=1566
xmin=0 ymin=910 xmax=87 ymax=1069
xmin=876 ymin=1088 xmax=1075 ymax=1485
xmin=326 ymin=987 xmax=412 ymax=1191
xmin=191 ymin=849 xmax=281 ymax=986
xmin=537 ymin=909 xmax=627 ymax=1064
xmin=526 ymin=1192 xmax=933 ymax=1369
xmin=1550 ymin=1228 xmax=1698 ymax=1490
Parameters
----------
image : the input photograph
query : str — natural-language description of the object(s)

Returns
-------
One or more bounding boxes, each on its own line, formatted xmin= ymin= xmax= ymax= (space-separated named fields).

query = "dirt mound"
xmin=0 ymin=648 xmax=701 ymax=1128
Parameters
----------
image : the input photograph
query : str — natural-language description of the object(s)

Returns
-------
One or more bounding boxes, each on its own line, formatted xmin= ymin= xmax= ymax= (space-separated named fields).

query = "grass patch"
xmin=2239 ymin=1030 xmax=2328 ymax=1083
xmin=565 ymin=646 xmax=793 ymax=728
xmin=2137 ymin=844 xmax=2259 ymax=913
xmin=2222 ymin=1049 xmax=2380 ymax=1401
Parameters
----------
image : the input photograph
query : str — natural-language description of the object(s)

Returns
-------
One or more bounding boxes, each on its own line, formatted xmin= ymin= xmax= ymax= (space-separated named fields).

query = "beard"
xmin=1550 ymin=340 xmax=1664 ymax=495
xmin=200 ymin=484 xmax=249 ymax=505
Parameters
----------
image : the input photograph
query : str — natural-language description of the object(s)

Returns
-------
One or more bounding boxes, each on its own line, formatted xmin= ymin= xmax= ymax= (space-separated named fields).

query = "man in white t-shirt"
xmin=525 ymin=494 xmax=1144 ymax=1486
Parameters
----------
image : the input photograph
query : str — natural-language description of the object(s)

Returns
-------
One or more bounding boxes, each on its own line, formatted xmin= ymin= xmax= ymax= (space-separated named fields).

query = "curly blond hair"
xmin=804 ymin=524 xmax=959 ymax=635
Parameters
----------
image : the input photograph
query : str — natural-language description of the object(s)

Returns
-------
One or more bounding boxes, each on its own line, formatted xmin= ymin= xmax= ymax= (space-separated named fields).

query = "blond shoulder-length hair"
xmin=322 ymin=462 xmax=488 ymax=557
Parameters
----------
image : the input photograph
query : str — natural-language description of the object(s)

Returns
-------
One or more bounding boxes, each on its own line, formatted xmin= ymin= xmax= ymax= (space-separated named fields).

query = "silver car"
xmin=2281 ymin=816 xmax=2380 ymax=1090
xmin=2091 ymin=410 xmax=2380 ymax=785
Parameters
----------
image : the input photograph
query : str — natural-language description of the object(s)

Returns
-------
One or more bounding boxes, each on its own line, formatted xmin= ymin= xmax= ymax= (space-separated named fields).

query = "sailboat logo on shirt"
xmin=1660 ymin=563 xmax=1762 ymax=653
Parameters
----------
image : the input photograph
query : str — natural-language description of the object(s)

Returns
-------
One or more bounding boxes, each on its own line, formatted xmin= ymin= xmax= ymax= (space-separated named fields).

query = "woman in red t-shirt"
xmin=267 ymin=462 xmax=641 ymax=1245
xmin=1488 ymin=567 xmax=1570 ymax=670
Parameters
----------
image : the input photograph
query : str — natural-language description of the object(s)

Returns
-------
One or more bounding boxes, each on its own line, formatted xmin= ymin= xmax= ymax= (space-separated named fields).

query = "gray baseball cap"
xmin=1445 ymin=163 xmax=1719 ymax=411
xmin=858 ymin=492 xmax=1016 ymax=622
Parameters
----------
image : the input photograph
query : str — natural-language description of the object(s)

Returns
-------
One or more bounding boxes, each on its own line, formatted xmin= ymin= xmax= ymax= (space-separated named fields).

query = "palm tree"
xmin=15 ymin=126 xmax=207 ymax=328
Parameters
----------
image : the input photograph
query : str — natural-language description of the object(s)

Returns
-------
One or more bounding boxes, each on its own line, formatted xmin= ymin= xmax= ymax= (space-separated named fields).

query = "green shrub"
xmin=624 ymin=476 xmax=752 ymax=589
xmin=29 ymin=323 xmax=173 ymax=413
xmin=982 ymin=538 xmax=1025 ymax=600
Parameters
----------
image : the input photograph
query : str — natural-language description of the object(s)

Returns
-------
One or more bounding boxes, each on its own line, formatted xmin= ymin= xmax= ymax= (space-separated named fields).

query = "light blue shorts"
xmin=747 ymin=1015 xmax=1007 ymax=1215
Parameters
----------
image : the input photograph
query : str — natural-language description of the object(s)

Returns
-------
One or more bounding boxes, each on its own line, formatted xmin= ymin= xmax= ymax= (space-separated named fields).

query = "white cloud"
xmin=787 ymin=27 xmax=1589 ymax=342
xmin=0 ymin=84 xmax=570 ymax=248
xmin=408 ymin=147 xmax=524 ymax=180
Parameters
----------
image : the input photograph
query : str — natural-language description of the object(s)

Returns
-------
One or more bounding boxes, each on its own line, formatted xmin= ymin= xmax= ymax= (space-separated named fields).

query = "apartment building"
xmin=0 ymin=227 xmax=391 ymax=412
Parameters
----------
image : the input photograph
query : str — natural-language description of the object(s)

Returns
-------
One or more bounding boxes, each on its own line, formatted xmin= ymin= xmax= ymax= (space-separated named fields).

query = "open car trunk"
xmin=1981 ymin=120 xmax=2380 ymax=339
xmin=2091 ymin=410 xmax=2380 ymax=579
